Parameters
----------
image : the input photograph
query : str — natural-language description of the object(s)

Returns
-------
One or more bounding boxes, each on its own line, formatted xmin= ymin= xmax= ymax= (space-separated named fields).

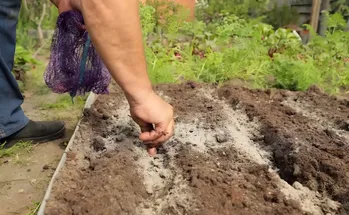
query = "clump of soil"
xmin=45 ymin=83 xmax=348 ymax=215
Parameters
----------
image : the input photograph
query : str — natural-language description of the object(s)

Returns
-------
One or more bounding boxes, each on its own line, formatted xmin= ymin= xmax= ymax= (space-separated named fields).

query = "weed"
xmin=0 ymin=141 xmax=33 ymax=159
xmin=27 ymin=201 xmax=41 ymax=215
xmin=13 ymin=45 xmax=39 ymax=89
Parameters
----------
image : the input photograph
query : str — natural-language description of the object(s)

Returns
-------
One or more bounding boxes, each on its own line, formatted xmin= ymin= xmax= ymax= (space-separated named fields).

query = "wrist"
xmin=124 ymin=82 xmax=154 ymax=107
xmin=108 ymin=64 xmax=154 ymax=107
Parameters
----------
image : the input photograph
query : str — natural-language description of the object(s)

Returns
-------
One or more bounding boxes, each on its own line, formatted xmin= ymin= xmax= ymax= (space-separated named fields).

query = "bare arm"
xmin=51 ymin=0 xmax=175 ymax=155
xmin=80 ymin=0 xmax=153 ymax=105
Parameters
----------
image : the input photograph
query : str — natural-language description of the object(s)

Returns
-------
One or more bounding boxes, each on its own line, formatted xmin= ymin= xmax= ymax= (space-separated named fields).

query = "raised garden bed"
xmin=40 ymin=82 xmax=349 ymax=215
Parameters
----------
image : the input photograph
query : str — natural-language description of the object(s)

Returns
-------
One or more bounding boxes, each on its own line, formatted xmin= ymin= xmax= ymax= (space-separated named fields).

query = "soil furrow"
xmin=45 ymin=93 xmax=149 ymax=215
xmin=282 ymin=98 xmax=349 ymax=143
xmin=293 ymin=87 xmax=349 ymax=133
xmin=218 ymin=85 xmax=349 ymax=214
xmin=45 ymin=83 xmax=348 ymax=215
xmin=156 ymin=84 xmax=304 ymax=214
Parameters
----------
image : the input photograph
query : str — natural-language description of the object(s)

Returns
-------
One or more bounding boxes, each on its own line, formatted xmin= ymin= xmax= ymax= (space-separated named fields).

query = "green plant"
xmin=263 ymin=3 xmax=300 ymax=29
xmin=331 ymin=0 xmax=349 ymax=17
xmin=139 ymin=3 xmax=349 ymax=94
xmin=0 ymin=141 xmax=33 ymax=158
xmin=27 ymin=201 xmax=41 ymax=215
xmin=13 ymin=45 xmax=38 ymax=86
xmin=17 ymin=0 xmax=58 ymax=50
xmin=327 ymin=12 xmax=348 ymax=32
xmin=197 ymin=0 xmax=269 ymax=21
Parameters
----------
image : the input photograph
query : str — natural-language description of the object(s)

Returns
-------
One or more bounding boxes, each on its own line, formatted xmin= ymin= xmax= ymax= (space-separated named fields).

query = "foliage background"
xmin=14 ymin=0 xmax=349 ymax=94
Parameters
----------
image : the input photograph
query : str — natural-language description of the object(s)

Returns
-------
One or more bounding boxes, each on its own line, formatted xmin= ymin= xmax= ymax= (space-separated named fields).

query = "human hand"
xmin=129 ymin=91 xmax=174 ymax=156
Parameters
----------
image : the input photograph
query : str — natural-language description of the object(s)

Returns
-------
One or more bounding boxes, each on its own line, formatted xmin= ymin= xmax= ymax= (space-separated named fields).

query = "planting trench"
xmin=44 ymin=83 xmax=349 ymax=215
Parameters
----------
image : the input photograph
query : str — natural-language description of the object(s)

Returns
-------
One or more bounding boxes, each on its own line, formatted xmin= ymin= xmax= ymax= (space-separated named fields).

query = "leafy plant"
xmin=331 ymin=0 xmax=349 ymax=17
xmin=13 ymin=45 xmax=38 ymax=85
xmin=197 ymin=0 xmax=269 ymax=21
xmin=327 ymin=12 xmax=348 ymax=32
xmin=263 ymin=3 xmax=300 ymax=29
xmin=139 ymin=3 xmax=349 ymax=94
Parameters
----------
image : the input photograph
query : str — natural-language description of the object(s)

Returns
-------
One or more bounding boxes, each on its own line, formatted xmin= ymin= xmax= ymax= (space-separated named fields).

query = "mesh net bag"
xmin=44 ymin=10 xmax=111 ymax=99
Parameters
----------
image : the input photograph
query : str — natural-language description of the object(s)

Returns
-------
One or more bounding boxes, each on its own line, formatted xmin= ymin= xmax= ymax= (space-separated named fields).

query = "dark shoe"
xmin=0 ymin=120 xmax=65 ymax=148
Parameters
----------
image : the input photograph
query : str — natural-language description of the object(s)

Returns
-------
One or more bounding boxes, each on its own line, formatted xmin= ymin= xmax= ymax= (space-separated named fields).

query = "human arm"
xmin=51 ymin=0 xmax=174 ymax=155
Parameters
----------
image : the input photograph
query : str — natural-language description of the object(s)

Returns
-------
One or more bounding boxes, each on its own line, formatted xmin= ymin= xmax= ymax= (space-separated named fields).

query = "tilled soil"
xmin=45 ymin=83 xmax=349 ymax=215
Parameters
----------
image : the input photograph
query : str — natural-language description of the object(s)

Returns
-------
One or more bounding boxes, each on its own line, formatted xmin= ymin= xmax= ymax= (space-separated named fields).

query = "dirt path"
xmin=0 ymin=65 xmax=84 ymax=215
xmin=45 ymin=83 xmax=348 ymax=215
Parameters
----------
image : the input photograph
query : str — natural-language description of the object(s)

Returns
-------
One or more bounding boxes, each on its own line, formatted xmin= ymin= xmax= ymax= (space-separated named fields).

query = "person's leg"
xmin=0 ymin=0 xmax=28 ymax=138
xmin=0 ymin=0 xmax=65 ymax=147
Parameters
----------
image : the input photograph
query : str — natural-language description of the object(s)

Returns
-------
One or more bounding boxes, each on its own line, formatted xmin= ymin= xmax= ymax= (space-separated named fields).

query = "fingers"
xmin=142 ymin=119 xmax=174 ymax=147
xmin=139 ymin=129 xmax=159 ymax=141
xmin=139 ymin=123 xmax=153 ymax=133
xmin=137 ymin=123 xmax=159 ymax=156
xmin=153 ymin=119 xmax=174 ymax=144
xmin=147 ymin=147 xmax=157 ymax=156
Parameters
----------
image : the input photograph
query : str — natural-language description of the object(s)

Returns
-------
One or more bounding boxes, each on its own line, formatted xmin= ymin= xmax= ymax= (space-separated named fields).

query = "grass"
xmin=24 ymin=62 xmax=51 ymax=96
xmin=0 ymin=141 xmax=33 ymax=159
xmin=38 ymin=93 xmax=88 ymax=130
xmin=39 ymin=94 xmax=87 ymax=110
xmin=27 ymin=201 xmax=41 ymax=215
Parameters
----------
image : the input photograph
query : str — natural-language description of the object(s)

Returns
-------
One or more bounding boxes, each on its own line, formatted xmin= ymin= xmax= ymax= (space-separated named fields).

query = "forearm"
xmin=80 ymin=0 xmax=153 ymax=104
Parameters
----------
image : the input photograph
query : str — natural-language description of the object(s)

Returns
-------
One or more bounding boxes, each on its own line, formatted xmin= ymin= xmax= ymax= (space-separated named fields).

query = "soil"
xmin=45 ymin=82 xmax=349 ymax=215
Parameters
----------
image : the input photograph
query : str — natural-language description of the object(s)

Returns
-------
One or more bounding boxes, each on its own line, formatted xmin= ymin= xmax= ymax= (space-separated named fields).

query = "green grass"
xmin=27 ymin=201 xmax=41 ymax=215
xmin=0 ymin=141 xmax=33 ymax=159
xmin=39 ymin=94 xmax=87 ymax=110
xmin=24 ymin=62 xmax=51 ymax=95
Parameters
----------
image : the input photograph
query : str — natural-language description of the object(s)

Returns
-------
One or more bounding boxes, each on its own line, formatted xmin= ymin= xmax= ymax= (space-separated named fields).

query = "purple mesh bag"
xmin=44 ymin=10 xmax=111 ymax=99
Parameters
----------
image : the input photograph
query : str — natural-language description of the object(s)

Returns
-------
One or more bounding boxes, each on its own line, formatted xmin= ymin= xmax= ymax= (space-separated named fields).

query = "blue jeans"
xmin=0 ymin=0 xmax=29 ymax=139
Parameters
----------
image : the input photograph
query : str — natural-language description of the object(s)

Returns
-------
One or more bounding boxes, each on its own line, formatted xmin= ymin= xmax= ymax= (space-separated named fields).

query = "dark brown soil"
xmin=293 ymin=86 xmax=349 ymax=132
xmin=45 ymin=83 xmax=349 ymax=215
xmin=218 ymin=85 xmax=349 ymax=214
xmin=45 ymin=92 xmax=149 ymax=215
xmin=173 ymin=146 xmax=302 ymax=215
